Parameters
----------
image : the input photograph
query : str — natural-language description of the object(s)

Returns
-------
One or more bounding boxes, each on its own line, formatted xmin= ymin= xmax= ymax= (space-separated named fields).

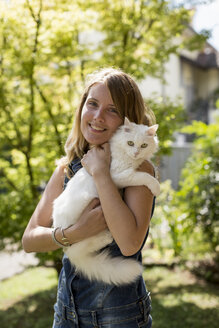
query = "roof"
xmin=180 ymin=51 xmax=219 ymax=69
xmin=180 ymin=26 xmax=219 ymax=70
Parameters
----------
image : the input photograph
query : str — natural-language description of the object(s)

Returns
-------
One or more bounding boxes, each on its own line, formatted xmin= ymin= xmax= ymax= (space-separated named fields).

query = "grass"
xmin=0 ymin=265 xmax=218 ymax=328
xmin=0 ymin=267 xmax=57 ymax=328
xmin=143 ymin=266 xmax=219 ymax=328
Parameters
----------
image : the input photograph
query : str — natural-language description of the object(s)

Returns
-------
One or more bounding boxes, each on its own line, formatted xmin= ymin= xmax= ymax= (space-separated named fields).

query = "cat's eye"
xmin=141 ymin=143 xmax=148 ymax=148
xmin=127 ymin=141 xmax=134 ymax=146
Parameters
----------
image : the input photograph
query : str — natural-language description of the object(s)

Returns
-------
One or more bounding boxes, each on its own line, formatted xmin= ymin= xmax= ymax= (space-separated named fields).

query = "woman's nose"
xmin=94 ymin=107 xmax=105 ymax=121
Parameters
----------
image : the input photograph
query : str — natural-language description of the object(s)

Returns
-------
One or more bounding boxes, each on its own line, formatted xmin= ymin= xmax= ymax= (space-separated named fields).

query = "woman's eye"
xmin=88 ymin=101 xmax=98 ymax=107
xmin=141 ymin=143 xmax=148 ymax=148
xmin=127 ymin=141 xmax=134 ymax=146
xmin=109 ymin=107 xmax=118 ymax=113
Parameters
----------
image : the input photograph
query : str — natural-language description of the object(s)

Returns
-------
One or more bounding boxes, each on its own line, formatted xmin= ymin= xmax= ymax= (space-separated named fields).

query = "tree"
xmin=76 ymin=0 xmax=205 ymax=79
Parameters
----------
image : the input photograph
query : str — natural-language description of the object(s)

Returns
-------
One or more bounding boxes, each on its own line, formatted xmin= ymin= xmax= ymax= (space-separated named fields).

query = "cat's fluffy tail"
xmin=66 ymin=248 xmax=142 ymax=286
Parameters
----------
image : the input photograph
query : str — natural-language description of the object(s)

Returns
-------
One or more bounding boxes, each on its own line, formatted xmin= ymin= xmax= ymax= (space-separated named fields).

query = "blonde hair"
xmin=63 ymin=68 xmax=155 ymax=173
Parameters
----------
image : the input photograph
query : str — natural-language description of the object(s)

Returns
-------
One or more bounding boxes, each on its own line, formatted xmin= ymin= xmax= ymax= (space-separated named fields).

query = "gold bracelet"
xmin=51 ymin=227 xmax=66 ymax=248
xmin=60 ymin=228 xmax=71 ymax=246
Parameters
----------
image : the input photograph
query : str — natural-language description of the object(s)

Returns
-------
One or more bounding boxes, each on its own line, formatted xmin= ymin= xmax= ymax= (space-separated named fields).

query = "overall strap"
xmin=63 ymin=157 xmax=82 ymax=189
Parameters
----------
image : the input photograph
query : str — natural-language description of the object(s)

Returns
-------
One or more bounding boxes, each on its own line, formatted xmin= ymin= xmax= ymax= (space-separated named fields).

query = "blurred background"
xmin=0 ymin=0 xmax=218 ymax=327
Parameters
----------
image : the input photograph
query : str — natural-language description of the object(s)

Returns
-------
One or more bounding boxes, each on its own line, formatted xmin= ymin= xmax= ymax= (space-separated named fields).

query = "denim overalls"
xmin=52 ymin=158 xmax=155 ymax=328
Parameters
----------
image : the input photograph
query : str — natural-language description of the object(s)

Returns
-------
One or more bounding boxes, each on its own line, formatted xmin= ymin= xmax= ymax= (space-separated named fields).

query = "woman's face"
xmin=81 ymin=83 xmax=123 ymax=146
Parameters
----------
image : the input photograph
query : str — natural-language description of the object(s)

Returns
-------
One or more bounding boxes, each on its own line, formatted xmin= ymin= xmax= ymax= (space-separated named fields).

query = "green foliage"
xmin=0 ymin=0 xmax=207 ymax=266
xmin=152 ymin=120 xmax=219 ymax=258
xmin=152 ymin=172 xmax=217 ymax=259
xmin=152 ymin=180 xmax=186 ymax=257
xmin=152 ymin=120 xmax=218 ymax=258
xmin=77 ymin=0 xmax=196 ymax=79
xmin=176 ymin=120 xmax=219 ymax=250
xmin=0 ymin=0 xmax=85 ymax=257
xmin=146 ymin=96 xmax=185 ymax=155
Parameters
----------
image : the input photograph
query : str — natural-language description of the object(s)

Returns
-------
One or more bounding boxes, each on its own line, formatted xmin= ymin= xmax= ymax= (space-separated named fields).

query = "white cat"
xmin=53 ymin=118 xmax=160 ymax=285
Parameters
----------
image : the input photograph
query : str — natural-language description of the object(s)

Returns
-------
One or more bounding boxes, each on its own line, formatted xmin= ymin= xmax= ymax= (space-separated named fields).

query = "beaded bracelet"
xmin=52 ymin=227 xmax=67 ymax=248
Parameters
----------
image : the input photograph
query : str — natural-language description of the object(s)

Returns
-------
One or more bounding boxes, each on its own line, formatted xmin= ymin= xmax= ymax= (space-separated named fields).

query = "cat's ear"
xmin=124 ymin=117 xmax=132 ymax=132
xmin=147 ymin=124 xmax=158 ymax=136
xmin=124 ymin=117 xmax=132 ymax=125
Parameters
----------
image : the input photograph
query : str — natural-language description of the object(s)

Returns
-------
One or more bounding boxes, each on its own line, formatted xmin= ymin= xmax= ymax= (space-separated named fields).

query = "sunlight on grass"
xmin=0 ymin=265 xmax=218 ymax=328
xmin=143 ymin=266 xmax=219 ymax=328
xmin=181 ymin=292 xmax=218 ymax=309
xmin=0 ymin=267 xmax=58 ymax=310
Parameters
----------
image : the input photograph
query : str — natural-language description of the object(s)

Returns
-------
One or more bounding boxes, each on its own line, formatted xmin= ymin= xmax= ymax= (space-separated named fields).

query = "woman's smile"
xmin=88 ymin=123 xmax=107 ymax=132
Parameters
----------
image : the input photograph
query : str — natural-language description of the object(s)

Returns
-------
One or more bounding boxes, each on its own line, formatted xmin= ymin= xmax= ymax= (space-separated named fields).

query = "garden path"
xmin=0 ymin=246 xmax=39 ymax=281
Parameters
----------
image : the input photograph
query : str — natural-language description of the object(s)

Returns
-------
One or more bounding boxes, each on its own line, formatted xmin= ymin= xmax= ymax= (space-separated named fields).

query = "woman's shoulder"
xmin=55 ymin=163 xmax=66 ymax=177
xmin=46 ymin=164 xmax=66 ymax=191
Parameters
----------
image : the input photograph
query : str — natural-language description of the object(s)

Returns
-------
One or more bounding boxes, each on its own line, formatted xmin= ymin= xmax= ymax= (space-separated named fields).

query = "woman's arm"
xmin=81 ymin=145 xmax=155 ymax=257
xmin=22 ymin=165 xmax=107 ymax=253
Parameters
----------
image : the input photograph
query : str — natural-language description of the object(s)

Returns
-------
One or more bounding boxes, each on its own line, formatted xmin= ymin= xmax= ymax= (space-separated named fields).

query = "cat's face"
xmin=124 ymin=130 xmax=156 ymax=160
xmin=112 ymin=118 xmax=158 ymax=160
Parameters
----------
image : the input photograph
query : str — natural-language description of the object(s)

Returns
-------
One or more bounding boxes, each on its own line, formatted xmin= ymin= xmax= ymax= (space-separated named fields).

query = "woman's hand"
xmin=81 ymin=143 xmax=111 ymax=177
xmin=74 ymin=198 xmax=108 ymax=236
xmin=58 ymin=198 xmax=108 ymax=245
xmin=54 ymin=198 xmax=108 ymax=246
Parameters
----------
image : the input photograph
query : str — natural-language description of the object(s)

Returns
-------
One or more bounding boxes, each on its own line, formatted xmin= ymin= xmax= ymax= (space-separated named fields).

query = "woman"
xmin=22 ymin=68 xmax=156 ymax=327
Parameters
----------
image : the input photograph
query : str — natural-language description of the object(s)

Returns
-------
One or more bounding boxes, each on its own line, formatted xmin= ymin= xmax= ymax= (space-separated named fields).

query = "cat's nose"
xmin=134 ymin=151 xmax=139 ymax=156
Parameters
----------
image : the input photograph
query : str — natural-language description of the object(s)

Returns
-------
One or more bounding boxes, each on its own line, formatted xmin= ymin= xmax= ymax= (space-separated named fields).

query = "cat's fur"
xmin=53 ymin=118 xmax=160 ymax=285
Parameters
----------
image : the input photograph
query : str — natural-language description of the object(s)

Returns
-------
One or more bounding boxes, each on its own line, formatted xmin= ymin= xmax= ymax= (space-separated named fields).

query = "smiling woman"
xmin=22 ymin=67 xmax=156 ymax=328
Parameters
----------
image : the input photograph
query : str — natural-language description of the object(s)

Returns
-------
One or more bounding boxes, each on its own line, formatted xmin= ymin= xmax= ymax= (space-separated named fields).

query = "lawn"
xmin=0 ymin=265 xmax=218 ymax=328
xmin=144 ymin=266 xmax=219 ymax=328
xmin=0 ymin=267 xmax=57 ymax=328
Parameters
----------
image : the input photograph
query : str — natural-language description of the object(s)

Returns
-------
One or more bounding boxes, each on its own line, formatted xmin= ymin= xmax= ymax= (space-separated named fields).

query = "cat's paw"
xmin=150 ymin=180 xmax=160 ymax=196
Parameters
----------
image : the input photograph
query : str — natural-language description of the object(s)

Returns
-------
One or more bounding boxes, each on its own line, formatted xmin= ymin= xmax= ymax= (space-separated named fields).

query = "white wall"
xmin=139 ymin=54 xmax=185 ymax=102
xmin=160 ymin=145 xmax=192 ymax=189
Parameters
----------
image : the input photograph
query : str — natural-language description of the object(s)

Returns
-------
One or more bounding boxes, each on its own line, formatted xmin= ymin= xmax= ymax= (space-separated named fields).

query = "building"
xmin=139 ymin=27 xmax=219 ymax=188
